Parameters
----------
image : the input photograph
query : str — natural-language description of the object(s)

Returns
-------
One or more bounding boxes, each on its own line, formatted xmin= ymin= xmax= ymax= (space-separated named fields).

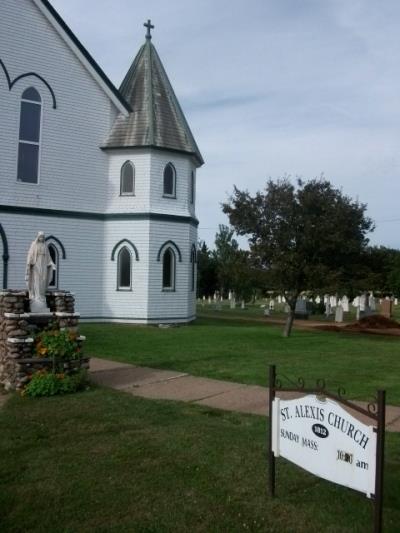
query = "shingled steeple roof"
xmin=103 ymin=30 xmax=204 ymax=166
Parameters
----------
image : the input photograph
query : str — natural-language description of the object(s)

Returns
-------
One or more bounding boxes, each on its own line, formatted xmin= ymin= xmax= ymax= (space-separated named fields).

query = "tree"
xmin=197 ymin=241 xmax=218 ymax=298
xmin=213 ymin=225 xmax=239 ymax=297
xmin=222 ymin=177 xmax=374 ymax=336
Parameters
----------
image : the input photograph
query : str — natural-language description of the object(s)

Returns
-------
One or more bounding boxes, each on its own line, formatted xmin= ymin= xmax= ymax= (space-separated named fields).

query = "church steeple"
xmin=103 ymin=25 xmax=203 ymax=166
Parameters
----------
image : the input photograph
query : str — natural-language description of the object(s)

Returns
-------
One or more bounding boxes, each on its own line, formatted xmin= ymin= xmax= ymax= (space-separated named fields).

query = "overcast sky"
xmin=52 ymin=0 xmax=400 ymax=249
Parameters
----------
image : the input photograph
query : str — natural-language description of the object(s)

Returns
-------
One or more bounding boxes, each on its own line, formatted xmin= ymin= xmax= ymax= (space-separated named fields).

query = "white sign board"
xmin=271 ymin=395 xmax=376 ymax=497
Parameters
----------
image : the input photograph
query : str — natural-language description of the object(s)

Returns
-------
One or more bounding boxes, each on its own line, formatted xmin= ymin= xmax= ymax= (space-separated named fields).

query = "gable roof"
xmin=103 ymin=38 xmax=204 ymax=166
xmin=32 ymin=0 xmax=131 ymax=115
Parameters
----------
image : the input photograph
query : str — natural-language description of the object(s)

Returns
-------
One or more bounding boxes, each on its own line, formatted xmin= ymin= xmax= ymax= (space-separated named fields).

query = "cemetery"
xmin=1 ymin=1 xmax=400 ymax=532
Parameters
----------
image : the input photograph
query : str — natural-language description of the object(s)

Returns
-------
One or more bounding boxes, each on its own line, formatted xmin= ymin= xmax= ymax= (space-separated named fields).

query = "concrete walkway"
xmin=90 ymin=357 xmax=400 ymax=433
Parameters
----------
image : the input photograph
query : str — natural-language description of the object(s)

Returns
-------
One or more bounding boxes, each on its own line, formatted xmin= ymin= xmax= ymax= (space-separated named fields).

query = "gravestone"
xmin=269 ymin=299 xmax=275 ymax=311
xmin=359 ymin=294 xmax=366 ymax=312
xmin=315 ymin=295 xmax=321 ymax=304
xmin=325 ymin=302 xmax=332 ymax=317
xmin=395 ymin=298 xmax=398 ymax=306
xmin=264 ymin=308 xmax=270 ymax=316
xmin=295 ymin=298 xmax=309 ymax=319
xmin=381 ymin=299 xmax=393 ymax=318
xmin=342 ymin=295 xmax=349 ymax=313
xmin=369 ymin=295 xmax=376 ymax=311
xmin=230 ymin=297 xmax=236 ymax=309
xmin=335 ymin=305 xmax=344 ymax=323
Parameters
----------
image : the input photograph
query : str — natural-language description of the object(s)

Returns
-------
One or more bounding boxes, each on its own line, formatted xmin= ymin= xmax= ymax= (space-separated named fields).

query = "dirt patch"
xmin=345 ymin=315 xmax=400 ymax=330
xmin=315 ymin=315 xmax=400 ymax=336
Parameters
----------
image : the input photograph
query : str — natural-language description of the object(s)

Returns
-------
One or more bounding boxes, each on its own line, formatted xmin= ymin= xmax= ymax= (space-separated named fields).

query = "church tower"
xmin=101 ymin=21 xmax=204 ymax=323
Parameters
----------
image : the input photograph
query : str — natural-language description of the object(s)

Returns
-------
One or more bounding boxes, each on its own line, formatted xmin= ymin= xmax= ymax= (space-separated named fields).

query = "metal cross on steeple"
xmin=144 ymin=19 xmax=154 ymax=40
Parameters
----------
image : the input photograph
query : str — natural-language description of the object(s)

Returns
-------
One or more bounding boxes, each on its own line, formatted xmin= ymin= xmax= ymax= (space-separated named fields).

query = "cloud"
xmin=50 ymin=0 xmax=400 ymax=249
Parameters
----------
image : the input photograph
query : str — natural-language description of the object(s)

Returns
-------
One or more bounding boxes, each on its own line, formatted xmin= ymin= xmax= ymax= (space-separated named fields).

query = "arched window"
xmin=48 ymin=243 xmax=58 ymax=288
xmin=163 ymin=163 xmax=176 ymax=197
xmin=162 ymin=248 xmax=175 ymax=290
xmin=17 ymin=87 xmax=42 ymax=183
xmin=190 ymin=245 xmax=197 ymax=292
xmin=117 ymin=247 xmax=132 ymax=290
xmin=120 ymin=161 xmax=135 ymax=195
xmin=190 ymin=171 xmax=195 ymax=204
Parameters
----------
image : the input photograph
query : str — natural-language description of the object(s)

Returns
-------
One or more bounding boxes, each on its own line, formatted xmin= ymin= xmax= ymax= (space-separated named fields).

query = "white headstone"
xmin=359 ymin=294 xmax=366 ymax=312
xmin=269 ymin=299 xmax=275 ymax=311
xmin=341 ymin=295 xmax=349 ymax=313
xmin=315 ymin=295 xmax=321 ymax=304
xmin=335 ymin=305 xmax=344 ymax=323
xmin=369 ymin=295 xmax=376 ymax=311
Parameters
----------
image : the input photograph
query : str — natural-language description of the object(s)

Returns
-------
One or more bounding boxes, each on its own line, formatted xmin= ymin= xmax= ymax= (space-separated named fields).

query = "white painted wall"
xmin=101 ymin=219 xmax=150 ymax=320
xmin=149 ymin=151 xmax=198 ymax=218
xmin=147 ymin=219 xmax=197 ymax=321
xmin=0 ymin=213 xmax=104 ymax=316
xmin=0 ymin=0 xmax=201 ymax=323
xmin=0 ymin=0 xmax=117 ymax=213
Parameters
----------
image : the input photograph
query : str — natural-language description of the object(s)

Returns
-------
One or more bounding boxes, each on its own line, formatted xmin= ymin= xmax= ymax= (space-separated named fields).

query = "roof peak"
xmin=104 ymin=31 xmax=204 ymax=166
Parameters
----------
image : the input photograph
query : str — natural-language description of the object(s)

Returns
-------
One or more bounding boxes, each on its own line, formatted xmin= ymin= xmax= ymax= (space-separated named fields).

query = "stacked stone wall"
xmin=0 ymin=290 xmax=88 ymax=391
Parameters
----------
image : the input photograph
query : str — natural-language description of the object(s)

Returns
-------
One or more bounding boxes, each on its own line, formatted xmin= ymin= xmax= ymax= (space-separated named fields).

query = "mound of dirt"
xmin=345 ymin=314 xmax=400 ymax=330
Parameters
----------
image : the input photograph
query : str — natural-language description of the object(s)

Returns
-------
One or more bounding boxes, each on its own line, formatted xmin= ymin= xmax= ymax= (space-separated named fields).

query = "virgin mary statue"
xmin=25 ymin=232 xmax=56 ymax=313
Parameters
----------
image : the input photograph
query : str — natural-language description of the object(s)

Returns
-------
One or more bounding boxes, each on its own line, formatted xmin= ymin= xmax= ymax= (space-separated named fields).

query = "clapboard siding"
xmin=0 ymin=213 xmax=104 ymax=315
xmin=0 ymin=0 xmax=201 ymax=323
xmin=0 ymin=0 xmax=116 ymax=213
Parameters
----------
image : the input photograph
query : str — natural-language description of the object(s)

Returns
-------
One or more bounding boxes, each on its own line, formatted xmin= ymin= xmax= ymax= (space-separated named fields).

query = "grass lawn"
xmin=81 ymin=317 xmax=400 ymax=405
xmin=1 ymin=388 xmax=399 ymax=532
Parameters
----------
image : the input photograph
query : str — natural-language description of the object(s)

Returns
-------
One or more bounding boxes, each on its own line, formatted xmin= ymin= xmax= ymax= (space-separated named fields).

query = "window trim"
xmin=48 ymin=243 xmax=59 ymax=289
xmin=16 ymin=87 xmax=43 ymax=185
xmin=162 ymin=162 xmax=176 ymax=199
xmin=117 ymin=246 xmax=133 ymax=291
xmin=120 ymin=160 xmax=135 ymax=197
xmin=162 ymin=247 xmax=176 ymax=292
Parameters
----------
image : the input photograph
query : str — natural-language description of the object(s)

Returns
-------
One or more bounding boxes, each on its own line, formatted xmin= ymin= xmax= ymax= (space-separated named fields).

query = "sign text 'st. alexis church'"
xmin=0 ymin=0 xmax=203 ymax=323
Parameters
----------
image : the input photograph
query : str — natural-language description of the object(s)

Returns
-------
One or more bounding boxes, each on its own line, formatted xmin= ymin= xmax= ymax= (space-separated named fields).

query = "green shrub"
xmin=24 ymin=369 xmax=88 ymax=398
xmin=34 ymin=329 xmax=81 ymax=360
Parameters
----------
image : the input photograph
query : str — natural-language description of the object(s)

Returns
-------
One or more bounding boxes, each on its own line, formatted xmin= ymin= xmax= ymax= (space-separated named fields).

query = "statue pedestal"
xmin=29 ymin=299 xmax=50 ymax=314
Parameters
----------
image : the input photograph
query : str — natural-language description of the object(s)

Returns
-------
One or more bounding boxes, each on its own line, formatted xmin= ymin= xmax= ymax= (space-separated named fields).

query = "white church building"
xmin=0 ymin=0 xmax=203 ymax=323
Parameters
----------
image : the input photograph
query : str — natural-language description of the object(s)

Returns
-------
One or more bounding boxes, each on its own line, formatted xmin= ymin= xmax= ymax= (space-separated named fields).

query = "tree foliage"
xmin=197 ymin=241 xmax=218 ymax=298
xmin=222 ymin=177 xmax=374 ymax=336
xmin=213 ymin=225 xmax=239 ymax=296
